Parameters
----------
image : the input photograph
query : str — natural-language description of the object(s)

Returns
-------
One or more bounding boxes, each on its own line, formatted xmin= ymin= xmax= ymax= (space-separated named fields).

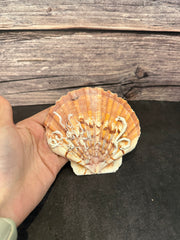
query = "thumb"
xmin=0 ymin=96 xmax=14 ymax=126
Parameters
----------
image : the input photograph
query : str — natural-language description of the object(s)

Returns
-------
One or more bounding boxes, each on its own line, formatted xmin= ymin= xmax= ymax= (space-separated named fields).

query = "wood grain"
xmin=0 ymin=0 xmax=180 ymax=32
xmin=0 ymin=31 xmax=180 ymax=105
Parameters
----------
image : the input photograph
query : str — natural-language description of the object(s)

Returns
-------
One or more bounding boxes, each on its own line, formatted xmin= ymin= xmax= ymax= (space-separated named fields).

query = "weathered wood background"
xmin=0 ymin=0 xmax=180 ymax=105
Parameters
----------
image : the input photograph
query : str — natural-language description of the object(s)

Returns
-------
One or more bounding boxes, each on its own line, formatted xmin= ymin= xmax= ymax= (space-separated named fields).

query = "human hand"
xmin=0 ymin=97 xmax=68 ymax=226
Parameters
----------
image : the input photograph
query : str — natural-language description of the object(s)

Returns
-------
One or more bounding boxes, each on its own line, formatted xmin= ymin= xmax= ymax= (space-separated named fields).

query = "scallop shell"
xmin=44 ymin=87 xmax=141 ymax=175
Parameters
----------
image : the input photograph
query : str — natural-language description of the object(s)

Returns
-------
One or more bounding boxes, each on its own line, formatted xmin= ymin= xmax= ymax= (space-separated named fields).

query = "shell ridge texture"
xmin=44 ymin=87 xmax=141 ymax=175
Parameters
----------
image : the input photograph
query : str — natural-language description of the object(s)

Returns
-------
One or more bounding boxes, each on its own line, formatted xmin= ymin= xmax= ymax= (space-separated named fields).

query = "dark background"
xmin=13 ymin=101 xmax=180 ymax=240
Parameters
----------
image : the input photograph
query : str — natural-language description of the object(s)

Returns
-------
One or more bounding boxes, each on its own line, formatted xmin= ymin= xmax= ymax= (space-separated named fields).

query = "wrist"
xmin=0 ymin=184 xmax=21 ymax=226
xmin=0 ymin=196 xmax=16 ymax=226
xmin=0 ymin=218 xmax=17 ymax=240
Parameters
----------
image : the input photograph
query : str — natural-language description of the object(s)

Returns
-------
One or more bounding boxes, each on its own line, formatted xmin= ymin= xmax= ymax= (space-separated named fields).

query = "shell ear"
xmin=70 ymin=157 xmax=122 ymax=175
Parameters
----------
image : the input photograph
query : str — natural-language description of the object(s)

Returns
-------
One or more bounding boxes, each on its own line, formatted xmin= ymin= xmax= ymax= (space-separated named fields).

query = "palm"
xmin=0 ymin=99 xmax=67 ymax=226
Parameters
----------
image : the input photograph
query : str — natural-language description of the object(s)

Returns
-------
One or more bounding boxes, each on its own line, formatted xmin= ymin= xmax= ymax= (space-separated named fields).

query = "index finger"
xmin=30 ymin=107 xmax=51 ymax=125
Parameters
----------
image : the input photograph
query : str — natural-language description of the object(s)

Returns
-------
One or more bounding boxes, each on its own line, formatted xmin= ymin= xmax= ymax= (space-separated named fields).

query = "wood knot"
xmin=46 ymin=7 xmax=52 ymax=13
xmin=135 ymin=67 xmax=148 ymax=79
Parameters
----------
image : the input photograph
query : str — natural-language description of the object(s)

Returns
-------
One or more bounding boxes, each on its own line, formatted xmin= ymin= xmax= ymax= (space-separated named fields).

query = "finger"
xmin=39 ymin=133 xmax=68 ymax=177
xmin=0 ymin=96 xmax=14 ymax=126
xmin=50 ymin=155 xmax=68 ymax=177
xmin=30 ymin=107 xmax=51 ymax=125
xmin=57 ymin=156 xmax=69 ymax=170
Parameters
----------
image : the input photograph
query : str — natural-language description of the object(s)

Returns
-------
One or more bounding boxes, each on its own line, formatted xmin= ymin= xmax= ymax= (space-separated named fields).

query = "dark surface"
xmin=13 ymin=101 xmax=180 ymax=240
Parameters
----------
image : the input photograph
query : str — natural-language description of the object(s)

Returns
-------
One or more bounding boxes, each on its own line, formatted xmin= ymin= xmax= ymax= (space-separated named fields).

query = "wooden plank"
xmin=2 ymin=85 xmax=121 ymax=106
xmin=0 ymin=31 xmax=180 ymax=105
xmin=0 ymin=0 xmax=180 ymax=32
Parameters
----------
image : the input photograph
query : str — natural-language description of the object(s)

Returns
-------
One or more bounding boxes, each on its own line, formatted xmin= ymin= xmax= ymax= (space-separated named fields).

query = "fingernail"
xmin=0 ymin=218 xmax=17 ymax=240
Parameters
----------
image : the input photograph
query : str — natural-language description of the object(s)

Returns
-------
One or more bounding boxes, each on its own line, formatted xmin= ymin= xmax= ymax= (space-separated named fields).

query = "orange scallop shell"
xmin=44 ymin=87 xmax=141 ymax=175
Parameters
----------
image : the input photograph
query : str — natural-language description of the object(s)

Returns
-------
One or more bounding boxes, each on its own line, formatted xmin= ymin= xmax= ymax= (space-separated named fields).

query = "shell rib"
xmin=44 ymin=87 xmax=141 ymax=175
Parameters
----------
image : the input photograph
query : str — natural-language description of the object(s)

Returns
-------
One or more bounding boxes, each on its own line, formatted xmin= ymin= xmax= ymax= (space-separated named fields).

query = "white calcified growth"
xmin=112 ymin=117 xmax=131 ymax=155
xmin=47 ymin=112 xmax=131 ymax=162
xmin=53 ymin=111 xmax=66 ymax=129
xmin=48 ymin=112 xmax=90 ymax=152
